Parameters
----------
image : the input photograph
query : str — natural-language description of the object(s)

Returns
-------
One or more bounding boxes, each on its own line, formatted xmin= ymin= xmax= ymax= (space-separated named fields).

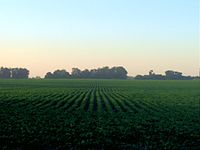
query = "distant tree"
xmin=165 ymin=70 xmax=175 ymax=79
xmin=44 ymin=66 xmax=128 ymax=79
xmin=165 ymin=70 xmax=183 ymax=80
xmin=33 ymin=76 xmax=42 ymax=79
xmin=135 ymin=75 xmax=143 ymax=80
xmin=45 ymin=72 xmax=54 ymax=79
xmin=97 ymin=66 xmax=111 ymax=79
xmin=45 ymin=70 xmax=70 ymax=79
xmin=149 ymin=70 xmax=154 ymax=76
xmin=71 ymin=68 xmax=82 ymax=78
xmin=87 ymin=66 xmax=128 ymax=79
xmin=127 ymin=76 xmax=135 ymax=80
xmin=0 ymin=67 xmax=11 ymax=78
xmin=110 ymin=66 xmax=128 ymax=79
xmin=90 ymin=69 xmax=98 ymax=78
xmin=53 ymin=69 xmax=70 ymax=78
xmin=11 ymin=68 xmax=29 ymax=79
xmin=81 ymin=69 xmax=91 ymax=78
xmin=135 ymin=70 xmax=193 ymax=80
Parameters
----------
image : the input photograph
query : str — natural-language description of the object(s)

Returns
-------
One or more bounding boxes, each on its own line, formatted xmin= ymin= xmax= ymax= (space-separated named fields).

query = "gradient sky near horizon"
xmin=0 ymin=0 xmax=199 ymax=77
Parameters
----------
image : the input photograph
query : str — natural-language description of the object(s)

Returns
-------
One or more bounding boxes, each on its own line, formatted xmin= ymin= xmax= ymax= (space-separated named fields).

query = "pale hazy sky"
xmin=0 ymin=0 xmax=199 ymax=77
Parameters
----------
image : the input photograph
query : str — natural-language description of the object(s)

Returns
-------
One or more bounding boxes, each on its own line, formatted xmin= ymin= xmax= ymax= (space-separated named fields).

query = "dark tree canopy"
xmin=71 ymin=68 xmax=82 ymax=78
xmin=53 ymin=70 xmax=70 ymax=79
xmin=135 ymin=70 xmax=193 ymax=80
xmin=0 ymin=67 xmax=11 ymax=79
xmin=165 ymin=70 xmax=183 ymax=80
xmin=45 ymin=70 xmax=70 ymax=79
xmin=81 ymin=69 xmax=90 ymax=78
xmin=0 ymin=67 xmax=29 ymax=79
xmin=45 ymin=66 xmax=128 ymax=79
xmin=88 ymin=66 xmax=128 ymax=79
xmin=44 ymin=72 xmax=54 ymax=79
xmin=11 ymin=68 xmax=29 ymax=79
xmin=110 ymin=66 xmax=128 ymax=79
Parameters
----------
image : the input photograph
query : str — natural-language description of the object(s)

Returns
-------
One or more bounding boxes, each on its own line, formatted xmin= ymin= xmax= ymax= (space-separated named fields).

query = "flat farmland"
xmin=0 ymin=79 xmax=200 ymax=149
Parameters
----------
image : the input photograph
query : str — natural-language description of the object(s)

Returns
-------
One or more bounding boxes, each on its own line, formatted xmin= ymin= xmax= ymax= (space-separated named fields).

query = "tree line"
xmin=135 ymin=70 xmax=195 ymax=80
xmin=45 ymin=66 xmax=128 ymax=79
xmin=1 ymin=66 xmax=199 ymax=80
xmin=0 ymin=67 xmax=29 ymax=79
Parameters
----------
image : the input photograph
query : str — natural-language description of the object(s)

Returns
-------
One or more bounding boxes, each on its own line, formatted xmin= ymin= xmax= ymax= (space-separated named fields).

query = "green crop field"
xmin=0 ymin=79 xmax=200 ymax=149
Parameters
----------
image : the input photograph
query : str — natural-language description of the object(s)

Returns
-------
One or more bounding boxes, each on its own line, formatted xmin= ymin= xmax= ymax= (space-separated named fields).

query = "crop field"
xmin=0 ymin=79 xmax=200 ymax=149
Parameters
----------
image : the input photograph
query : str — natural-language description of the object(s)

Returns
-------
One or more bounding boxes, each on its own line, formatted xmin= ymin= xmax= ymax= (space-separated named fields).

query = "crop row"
xmin=0 ymin=86 xmax=176 ymax=115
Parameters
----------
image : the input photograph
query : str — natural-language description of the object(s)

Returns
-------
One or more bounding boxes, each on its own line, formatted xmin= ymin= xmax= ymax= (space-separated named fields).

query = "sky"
xmin=0 ymin=0 xmax=199 ymax=77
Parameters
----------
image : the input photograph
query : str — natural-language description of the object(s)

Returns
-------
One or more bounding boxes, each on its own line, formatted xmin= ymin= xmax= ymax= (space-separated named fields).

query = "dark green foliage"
xmin=71 ymin=68 xmax=82 ymax=78
xmin=0 ymin=67 xmax=11 ymax=78
xmin=0 ymin=80 xmax=200 ymax=149
xmin=11 ymin=68 xmax=29 ymax=79
xmin=0 ymin=67 xmax=29 ymax=79
xmin=44 ymin=72 xmax=54 ymax=79
xmin=45 ymin=69 xmax=70 ymax=79
xmin=44 ymin=66 xmax=128 ymax=79
xmin=135 ymin=70 xmax=193 ymax=80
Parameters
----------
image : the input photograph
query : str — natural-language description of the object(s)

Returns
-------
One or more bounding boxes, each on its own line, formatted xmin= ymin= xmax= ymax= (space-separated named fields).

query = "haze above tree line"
xmin=0 ymin=66 xmax=199 ymax=80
